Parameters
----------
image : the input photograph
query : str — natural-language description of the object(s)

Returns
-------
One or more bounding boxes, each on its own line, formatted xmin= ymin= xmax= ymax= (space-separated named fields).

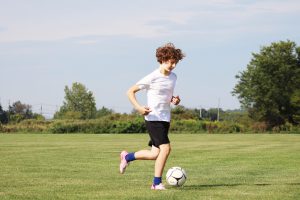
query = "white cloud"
xmin=0 ymin=0 xmax=299 ymax=42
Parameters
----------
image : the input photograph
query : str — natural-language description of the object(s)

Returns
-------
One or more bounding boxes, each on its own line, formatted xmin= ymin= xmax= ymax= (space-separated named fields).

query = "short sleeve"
xmin=136 ymin=72 xmax=154 ymax=90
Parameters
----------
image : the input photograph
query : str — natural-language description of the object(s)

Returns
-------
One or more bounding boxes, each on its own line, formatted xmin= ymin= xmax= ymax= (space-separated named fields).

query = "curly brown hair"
xmin=156 ymin=43 xmax=185 ymax=64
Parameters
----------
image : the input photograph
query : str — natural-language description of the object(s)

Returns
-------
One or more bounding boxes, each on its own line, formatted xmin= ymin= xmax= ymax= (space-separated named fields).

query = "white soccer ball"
xmin=166 ymin=166 xmax=187 ymax=186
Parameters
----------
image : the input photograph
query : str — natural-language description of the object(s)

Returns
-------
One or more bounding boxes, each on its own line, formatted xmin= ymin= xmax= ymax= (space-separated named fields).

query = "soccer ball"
xmin=166 ymin=166 xmax=187 ymax=186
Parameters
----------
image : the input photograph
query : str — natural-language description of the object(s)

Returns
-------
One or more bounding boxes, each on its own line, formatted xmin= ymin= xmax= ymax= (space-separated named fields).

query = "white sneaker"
xmin=151 ymin=183 xmax=166 ymax=190
xmin=119 ymin=150 xmax=129 ymax=174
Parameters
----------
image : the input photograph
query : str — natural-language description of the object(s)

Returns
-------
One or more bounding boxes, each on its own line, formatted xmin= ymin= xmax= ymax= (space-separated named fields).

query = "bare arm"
xmin=127 ymin=85 xmax=152 ymax=115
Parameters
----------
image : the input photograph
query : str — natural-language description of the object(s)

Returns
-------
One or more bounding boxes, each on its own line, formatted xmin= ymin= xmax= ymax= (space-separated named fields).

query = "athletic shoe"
xmin=119 ymin=150 xmax=129 ymax=174
xmin=151 ymin=183 xmax=166 ymax=190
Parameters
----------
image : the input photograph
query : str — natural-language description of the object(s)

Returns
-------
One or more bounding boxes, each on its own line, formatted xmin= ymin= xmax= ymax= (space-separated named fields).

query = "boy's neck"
xmin=159 ymin=65 xmax=171 ymax=76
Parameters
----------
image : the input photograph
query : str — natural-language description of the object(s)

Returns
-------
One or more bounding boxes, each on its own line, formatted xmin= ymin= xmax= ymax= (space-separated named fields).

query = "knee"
xmin=150 ymin=151 xmax=159 ymax=160
xmin=166 ymin=145 xmax=171 ymax=155
xmin=160 ymin=144 xmax=171 ymax=155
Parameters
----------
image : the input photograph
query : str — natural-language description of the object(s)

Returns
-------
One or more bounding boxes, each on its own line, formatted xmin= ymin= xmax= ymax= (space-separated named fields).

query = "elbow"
xmin=127 ymin=88 xmax=134 ymax=98
xmin=126 ymin=89 xmax=131 ymax=97
xmin=127 ymin=85 xmax=139 ymax=98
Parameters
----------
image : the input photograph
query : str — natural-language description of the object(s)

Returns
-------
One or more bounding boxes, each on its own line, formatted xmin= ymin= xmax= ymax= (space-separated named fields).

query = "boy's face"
xmin=161 ymin=59 xmax=177 ymax=72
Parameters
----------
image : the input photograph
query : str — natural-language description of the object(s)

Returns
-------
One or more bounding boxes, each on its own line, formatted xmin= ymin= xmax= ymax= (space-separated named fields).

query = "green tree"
xmin=32 ymin=113 xmax=46 ymax=121
xmin=8 ymin=101 xmax=33 ymax=123
xmin=291 ymin=89 xmax=300 ymax=124
xmin=0 ymin=104 xmax=8 ymax=124
xmin=96 ymin=106 xmax=114 ymax=118
xmin=233 ymin=40 xmax=300 ymax=127
xmin=171 ymin=105 xmax=200 ymax=120
xmin=55 ymin=82 xmax=97 ymax=119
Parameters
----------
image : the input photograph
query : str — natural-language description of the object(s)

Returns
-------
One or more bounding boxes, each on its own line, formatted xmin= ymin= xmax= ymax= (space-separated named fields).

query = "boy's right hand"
xmin=137 ymin=106 xmax=152 ymax=116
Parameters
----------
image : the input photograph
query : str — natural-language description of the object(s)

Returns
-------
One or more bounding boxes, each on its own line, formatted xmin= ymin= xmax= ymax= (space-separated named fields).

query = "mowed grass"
xmin=0 ymin=133 xmax=300 ymax=200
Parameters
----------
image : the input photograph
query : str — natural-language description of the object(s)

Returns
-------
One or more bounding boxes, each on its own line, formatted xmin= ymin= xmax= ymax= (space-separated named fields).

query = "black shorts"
xmin=145 ymin=120 xmax=170 ymax=148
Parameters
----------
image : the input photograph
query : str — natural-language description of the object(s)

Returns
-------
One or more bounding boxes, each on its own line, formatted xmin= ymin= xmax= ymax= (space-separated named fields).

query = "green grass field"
xmin=0 ymin=133 xmax=300 ymax=200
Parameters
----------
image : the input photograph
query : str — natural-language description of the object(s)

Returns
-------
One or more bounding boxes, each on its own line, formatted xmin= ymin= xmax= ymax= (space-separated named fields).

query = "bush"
xmin=1 ymin=115 xmax=299 ymax=134
xmin=251 ymin=122 xmax=268 ymax=133
xmin=169 ymin=120 xmax=246 ymax=133
xmin=170 ymin=120 xmax=202 ymax=133
xmin=49 ymin=118 xmax=146 ymax=134
xmin=0 ymin=119 xmax=50 ymax=133
xmin=9 ymin=114 xmax=25 ymax=123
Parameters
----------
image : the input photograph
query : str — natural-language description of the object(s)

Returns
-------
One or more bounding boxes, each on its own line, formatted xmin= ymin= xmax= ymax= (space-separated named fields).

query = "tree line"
xmin=1 ymin=40 xmax=299 ymax=133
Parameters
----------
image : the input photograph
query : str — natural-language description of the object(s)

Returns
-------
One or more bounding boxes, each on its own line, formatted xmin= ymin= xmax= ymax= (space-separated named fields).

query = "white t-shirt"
xmin=136 ymin=69 xmax=177 ymax=122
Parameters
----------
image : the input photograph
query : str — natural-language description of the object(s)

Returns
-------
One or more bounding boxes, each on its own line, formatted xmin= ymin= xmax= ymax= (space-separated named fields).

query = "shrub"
xmin=170 ymin=120 xmax=206 ymax=133
xmin=1 ymin=115 xmax=299 ymax=134
xmin=49 ymin=118 xmax=146 ymax=134
xmin=0 ymin=119 xmax=50 ymax=133
xmin=251 ymin=122 xmax=268 ymax=133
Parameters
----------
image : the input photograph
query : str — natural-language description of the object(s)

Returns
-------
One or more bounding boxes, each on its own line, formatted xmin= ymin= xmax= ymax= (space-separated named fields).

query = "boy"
xmin=120 ymin=43 xmax=185 ymax=190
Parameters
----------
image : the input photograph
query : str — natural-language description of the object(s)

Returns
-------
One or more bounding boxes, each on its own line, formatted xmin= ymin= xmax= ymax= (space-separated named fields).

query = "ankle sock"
xmin=153 ymin=177 xmax=162 ymax=185
xmin=125 ymin=152 xmax=136 ymax=162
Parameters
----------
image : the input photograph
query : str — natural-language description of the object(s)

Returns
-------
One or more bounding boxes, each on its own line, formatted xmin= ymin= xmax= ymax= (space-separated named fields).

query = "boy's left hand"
xmin=171 ymin=96 xmax=181 ymax=105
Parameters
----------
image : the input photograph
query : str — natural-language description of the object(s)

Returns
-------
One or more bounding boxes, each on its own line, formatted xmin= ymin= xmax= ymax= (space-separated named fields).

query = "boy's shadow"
xmin=182 ymin=183 xmax=241 ymax=190
xmin=182 ymin=182 xmax=300 ymax=190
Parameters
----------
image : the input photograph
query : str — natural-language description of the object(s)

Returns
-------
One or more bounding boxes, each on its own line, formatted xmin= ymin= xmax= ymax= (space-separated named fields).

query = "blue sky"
xmin=0 ymin=0 xmax=299 ymax=117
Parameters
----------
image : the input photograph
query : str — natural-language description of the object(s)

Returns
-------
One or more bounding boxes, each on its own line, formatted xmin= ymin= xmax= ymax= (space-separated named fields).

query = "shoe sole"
xmin=119 ymin=151 xmax=127 ymax=174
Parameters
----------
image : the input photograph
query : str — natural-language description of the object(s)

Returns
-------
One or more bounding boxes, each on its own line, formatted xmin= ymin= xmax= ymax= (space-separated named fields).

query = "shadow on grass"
xmin=182 ymin=182 xmax=300 ymax=190
xmin=182 ymin=183 xmax=241 ymax=190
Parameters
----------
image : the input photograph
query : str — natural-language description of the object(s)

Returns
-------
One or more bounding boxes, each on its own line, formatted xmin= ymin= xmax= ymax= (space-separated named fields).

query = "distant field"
xmin=0 ymin=133 xmax=299 ymax=200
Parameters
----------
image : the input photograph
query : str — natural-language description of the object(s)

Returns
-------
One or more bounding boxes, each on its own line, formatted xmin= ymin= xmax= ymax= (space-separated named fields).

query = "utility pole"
xmin=199 ymin=106 xmax=202 ymax=119
xmin=217 ymin=98 xmax=220 ymax=121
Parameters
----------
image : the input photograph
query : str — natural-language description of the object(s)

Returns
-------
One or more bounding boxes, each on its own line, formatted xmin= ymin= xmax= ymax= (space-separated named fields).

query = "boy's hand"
xmin=137 ymin=106 xmax=152 ymax=116
xmin=171 ymin=96 xmax=181 ymax=105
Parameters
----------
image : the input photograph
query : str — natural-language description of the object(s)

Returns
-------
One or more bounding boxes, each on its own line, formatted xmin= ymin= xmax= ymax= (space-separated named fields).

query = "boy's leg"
xmin=123 ymin=144 xmax=169 ymax=177
xmin=135 ymin=145 xmax=160 ymax=160
xmin=151 ymin=143 xmax=170 ymax=190
xmin=120 ymin=146 xmax=160 ymax=174
xmin=154 ymin=143 xmax=171 ymax=178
